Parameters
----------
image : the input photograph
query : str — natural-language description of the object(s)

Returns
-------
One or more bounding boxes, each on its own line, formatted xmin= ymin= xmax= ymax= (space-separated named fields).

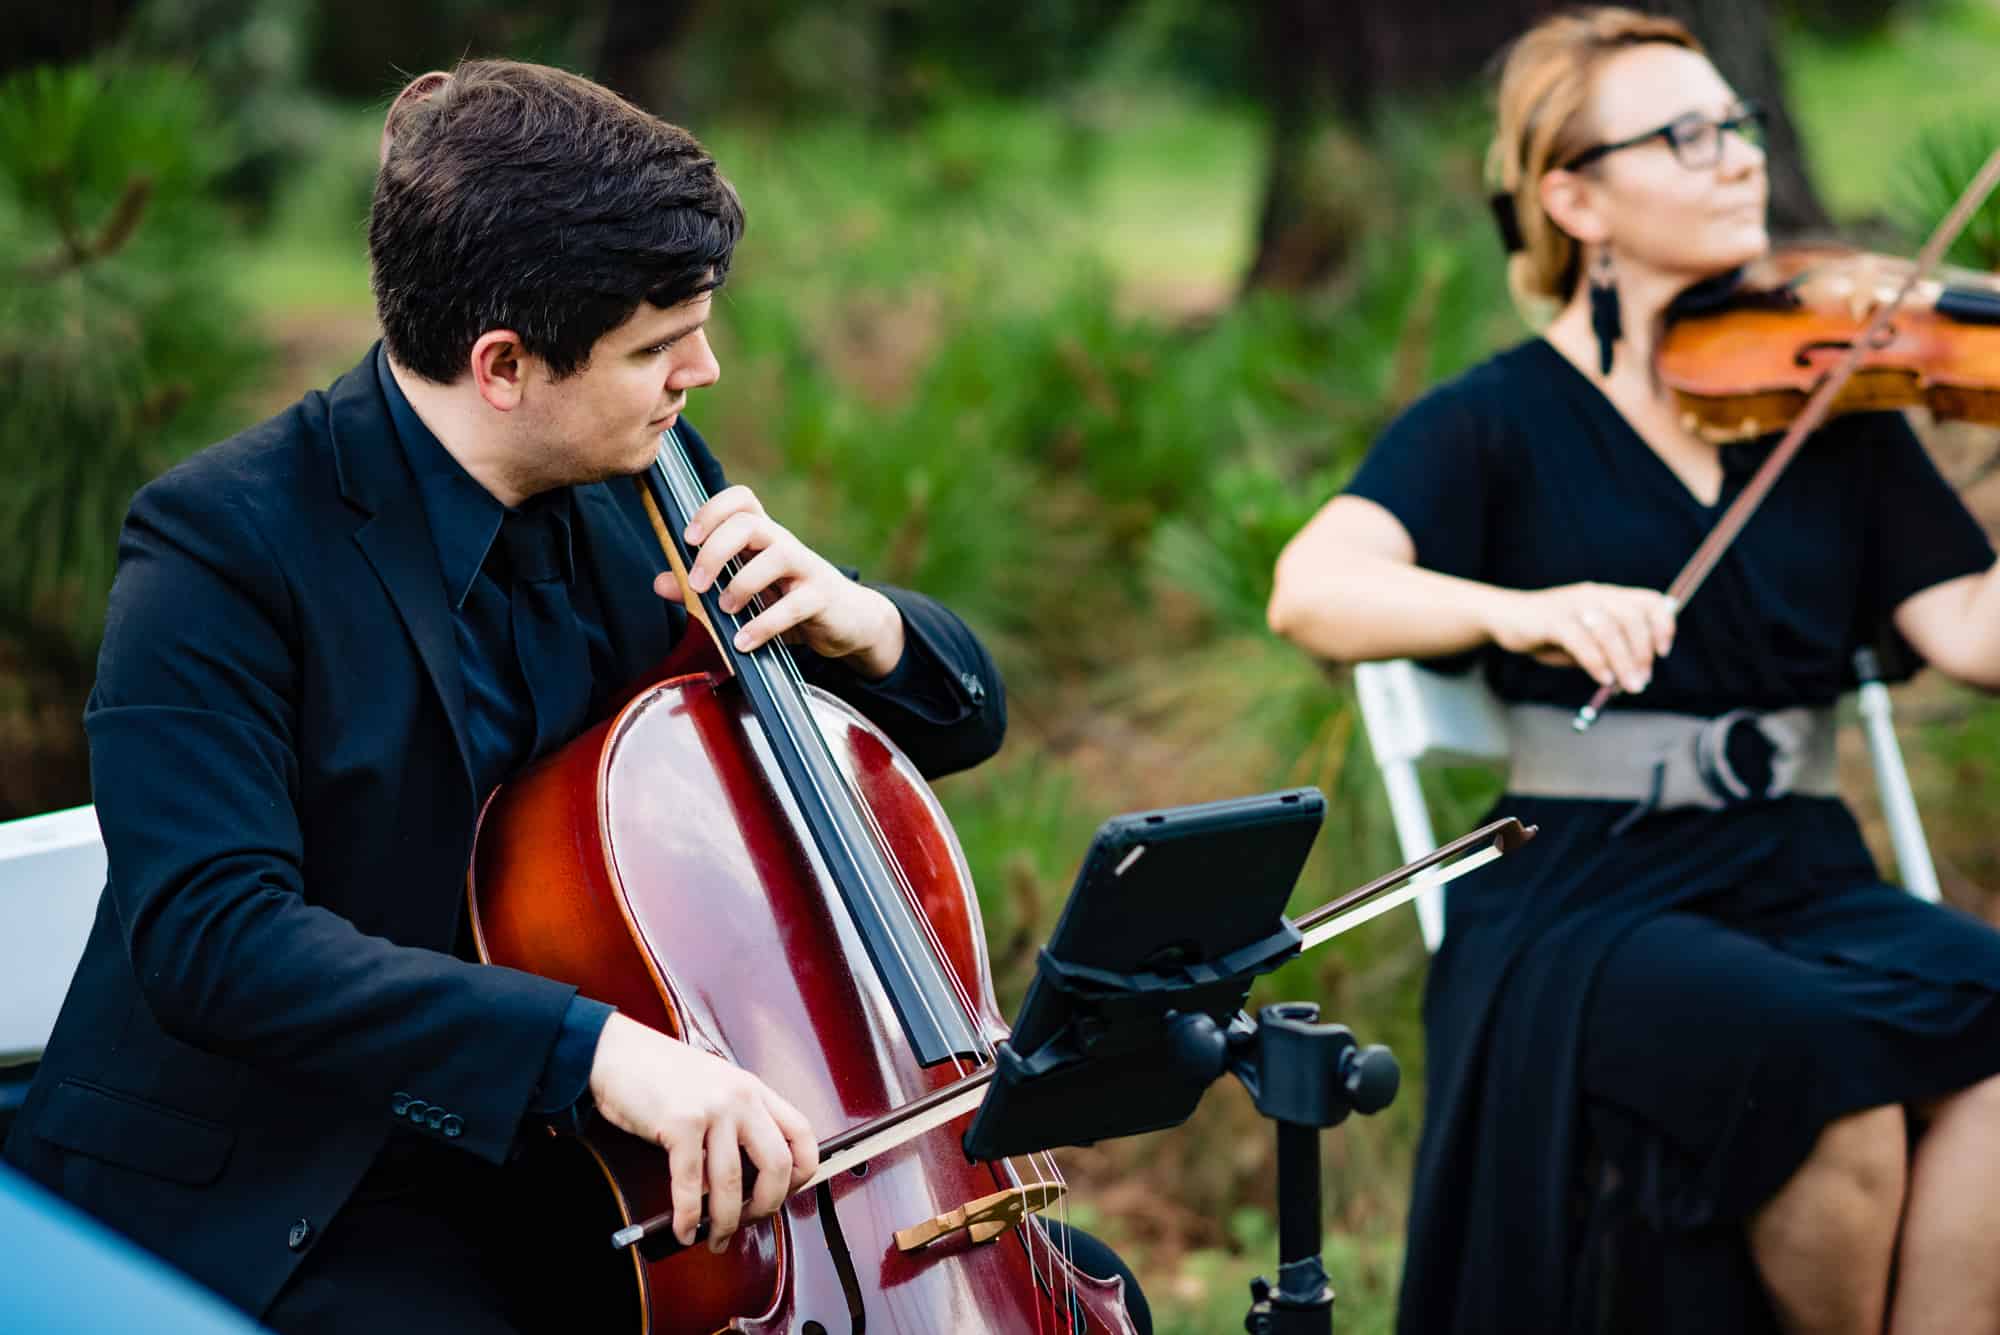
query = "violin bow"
xmin=1574 ymin=142 xmax=2000 ymax=732
xmin=609 ymin=815 xmax=1534 ymax=1253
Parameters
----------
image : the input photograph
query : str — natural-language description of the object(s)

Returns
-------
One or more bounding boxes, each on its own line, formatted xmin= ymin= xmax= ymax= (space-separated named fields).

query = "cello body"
xmin=469 ymin=624 xmax=1135 ymax=1334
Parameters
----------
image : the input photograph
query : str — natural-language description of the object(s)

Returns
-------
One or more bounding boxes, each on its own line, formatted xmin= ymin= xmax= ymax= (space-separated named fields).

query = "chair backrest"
xmin=1353 ymin=653 xmax=1942 ymax=953
xmin=0 ymin=805 xmax=105 ymax=1067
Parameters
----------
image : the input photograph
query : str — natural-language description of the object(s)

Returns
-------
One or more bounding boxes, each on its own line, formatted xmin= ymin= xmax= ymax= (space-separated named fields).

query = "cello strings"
xmin=752 ymin=579 xmax=1076 ymax=1324
xmin=753 ymin=601 xmax=1078 ymax=1323
xmin=651 ymin=439 xmax=974 ymax=1089
xmin=658 ymin=431 xmax=1078 ymax=1325
xmin=653 ymin=440 xmax=988 ymax=1090
xmin=679 ymin=493 xmax=1076 ymax=1324
xmin=806 ymin=715 xmax=1077 ymax=1323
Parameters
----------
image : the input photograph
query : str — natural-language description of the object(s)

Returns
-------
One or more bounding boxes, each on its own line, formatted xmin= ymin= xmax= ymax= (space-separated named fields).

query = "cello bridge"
xmin=892 ymin=1182 xmax=1067 ymax=1253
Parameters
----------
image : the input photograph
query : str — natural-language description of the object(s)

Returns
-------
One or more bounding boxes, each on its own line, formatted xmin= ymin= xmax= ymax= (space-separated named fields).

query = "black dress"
xmin=1342 ymin=339 xmax=2000 ymax=1334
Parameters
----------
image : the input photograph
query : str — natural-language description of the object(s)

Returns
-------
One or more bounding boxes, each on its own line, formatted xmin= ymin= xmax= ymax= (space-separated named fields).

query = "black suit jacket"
xmin=3 ymin=348 xmax=1006 ymax=1316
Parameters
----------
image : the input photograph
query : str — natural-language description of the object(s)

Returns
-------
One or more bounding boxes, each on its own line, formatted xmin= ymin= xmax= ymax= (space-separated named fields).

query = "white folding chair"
xmin=0 ymin=805 xmax=105 ymax=1091
xmin=1354 ymin=651 xmax=1942 ymax=953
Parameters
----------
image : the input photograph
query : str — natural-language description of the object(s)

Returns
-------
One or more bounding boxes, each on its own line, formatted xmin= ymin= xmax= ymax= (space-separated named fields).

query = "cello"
xmin=466 ymin=425 xmax=1137 ymax=1333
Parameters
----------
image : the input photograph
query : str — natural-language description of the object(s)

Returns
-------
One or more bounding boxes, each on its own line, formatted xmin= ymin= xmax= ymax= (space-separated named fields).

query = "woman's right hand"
xmin=1484 ymin=583 xmax=1677 ymax=695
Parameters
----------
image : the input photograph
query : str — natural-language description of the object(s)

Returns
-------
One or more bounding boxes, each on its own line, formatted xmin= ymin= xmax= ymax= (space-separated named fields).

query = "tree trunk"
xmin=1242 ymin=0 xmax=1545 ymax=293
xmin=1240 ymin=0 xmax=1833 ymax=291
xmin=1241 ymin=0 xmax=1354 ymax=293
xmin=3 ymin=0 xmax=141 ymax=75
xmin=1640 ymin=0 xmax=1830 ymax=237
xmin=594 ymin=0 xmax=700 ymax=112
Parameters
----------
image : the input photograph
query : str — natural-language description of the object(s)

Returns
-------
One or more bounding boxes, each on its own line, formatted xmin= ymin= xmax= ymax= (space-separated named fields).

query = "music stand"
xmin=963 ymin=788 xmax=1402 ymax=1334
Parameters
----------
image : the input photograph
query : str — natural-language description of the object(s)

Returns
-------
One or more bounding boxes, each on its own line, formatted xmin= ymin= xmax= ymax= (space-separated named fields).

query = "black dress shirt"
xmin=379 ymin=348 xmax=611 ymax=1125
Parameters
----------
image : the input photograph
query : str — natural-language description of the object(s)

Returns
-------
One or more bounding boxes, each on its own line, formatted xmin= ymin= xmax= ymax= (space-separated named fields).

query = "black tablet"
xmin=964 ymin=787 xmax=1324 ymax=1159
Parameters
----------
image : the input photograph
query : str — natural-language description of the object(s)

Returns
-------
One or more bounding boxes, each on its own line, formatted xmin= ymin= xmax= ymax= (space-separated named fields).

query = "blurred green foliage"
xmin=0 ymin=63 xmax=264 ymax=657
xmin=1891 ymin=115 xmax=2000 ymax=270
xmin=1785 ymin=0 xmax=2000 ymax=222
xmin=124 ymin=0 xmax=334 ymax=213
xmin=669 ymin=0 xmax=1142 ymax=116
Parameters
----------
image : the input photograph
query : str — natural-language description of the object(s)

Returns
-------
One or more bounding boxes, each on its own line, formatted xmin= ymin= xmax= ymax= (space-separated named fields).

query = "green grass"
xmin=1148 ymin=1228 xmax=1403 ymax=1335
xmin=1075 ymin=87 xmax=1263 ymax=300
xmin=237 ymin=238 xmax=372 ymax=309
xmin=232 ymin=106 xmax=377 ymax=310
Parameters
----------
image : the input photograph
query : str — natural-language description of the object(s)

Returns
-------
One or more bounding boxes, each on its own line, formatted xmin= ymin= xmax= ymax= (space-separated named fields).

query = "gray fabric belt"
xmin=1506 ymin=703 xmax=1838 ymax=815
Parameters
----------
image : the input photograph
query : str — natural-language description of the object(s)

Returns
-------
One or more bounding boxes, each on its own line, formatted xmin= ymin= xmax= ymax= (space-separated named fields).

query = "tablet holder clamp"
xmin=1177 ymin=1002 xmax=1401 ymax=1335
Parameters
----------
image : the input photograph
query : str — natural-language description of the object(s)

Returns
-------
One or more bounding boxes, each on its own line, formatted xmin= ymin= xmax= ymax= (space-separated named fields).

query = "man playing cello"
xmin=5 ymin=60 xmax=1146 ymax=1334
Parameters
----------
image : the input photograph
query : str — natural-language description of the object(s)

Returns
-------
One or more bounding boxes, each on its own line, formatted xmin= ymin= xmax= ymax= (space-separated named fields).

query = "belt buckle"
xmin=1692 ymin=708 xmax=1781 ymax=806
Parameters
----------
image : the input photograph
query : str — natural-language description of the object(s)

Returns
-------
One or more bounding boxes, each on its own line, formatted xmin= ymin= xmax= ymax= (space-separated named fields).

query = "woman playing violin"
xmin=1269 ymin=9 xmax=2000 ymax=1333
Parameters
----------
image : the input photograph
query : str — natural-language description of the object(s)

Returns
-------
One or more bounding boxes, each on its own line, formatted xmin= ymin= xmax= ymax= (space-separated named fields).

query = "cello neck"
xmin=642 ymin=430 xmax=983 ymax=1067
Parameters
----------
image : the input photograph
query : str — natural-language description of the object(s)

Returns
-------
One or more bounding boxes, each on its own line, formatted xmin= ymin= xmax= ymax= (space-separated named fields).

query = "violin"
xmin=1574 ymin=143 xmax=2000 ymax=729
xmin=1659 ymin=243 xmax=2000 ymax=443
xmin=465 ymin=427 xmax=1136 ymax=1333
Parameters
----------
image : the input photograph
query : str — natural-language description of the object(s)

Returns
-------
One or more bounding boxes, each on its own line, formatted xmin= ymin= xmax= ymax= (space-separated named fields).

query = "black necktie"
xmin=498 ymin=508 xmax=592 ymax=762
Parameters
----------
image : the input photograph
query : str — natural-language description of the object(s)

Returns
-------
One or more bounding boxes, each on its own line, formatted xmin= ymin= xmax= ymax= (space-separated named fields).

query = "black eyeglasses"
xmin=1565 ymin=101 xmax=1767 ymax=172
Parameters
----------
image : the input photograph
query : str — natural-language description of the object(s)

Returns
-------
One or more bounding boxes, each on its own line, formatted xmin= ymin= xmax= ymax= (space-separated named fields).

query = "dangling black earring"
xmin=1588 ymin=248 xmax=1622 ymax=376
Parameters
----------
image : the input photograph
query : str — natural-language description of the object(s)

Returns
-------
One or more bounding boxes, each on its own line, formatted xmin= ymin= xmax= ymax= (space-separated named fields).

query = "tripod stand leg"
xmin=1240 ymin=1003 xmax=1400 ymax=1334
xmin=1277 ymin=1123 xmax=1325 ymax=1274
xmin=1246 ymin=1121 xmax=1335 ymax=1334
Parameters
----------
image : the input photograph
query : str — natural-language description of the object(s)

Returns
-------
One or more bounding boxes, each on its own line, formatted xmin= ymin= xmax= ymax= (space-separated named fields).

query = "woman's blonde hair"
xmin=1487 ymin=7 xmax=1704 ymax=315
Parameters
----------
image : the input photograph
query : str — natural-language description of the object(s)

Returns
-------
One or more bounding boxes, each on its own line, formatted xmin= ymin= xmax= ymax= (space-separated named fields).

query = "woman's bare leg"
xmin=1891 ymin=1074 xmax=2000 ymax=1333
xmin=1748 ymin=1103 xmax=1905 ymax=1335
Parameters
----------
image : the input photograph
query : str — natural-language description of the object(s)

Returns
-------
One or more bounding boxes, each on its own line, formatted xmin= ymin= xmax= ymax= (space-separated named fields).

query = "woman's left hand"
xmin=653 ymin=485 xmax=906 ymax=678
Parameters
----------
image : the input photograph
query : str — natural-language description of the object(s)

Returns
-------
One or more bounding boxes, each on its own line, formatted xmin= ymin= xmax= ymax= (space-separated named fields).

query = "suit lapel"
xmin=326 ymin=349 xmax=476 ymax=799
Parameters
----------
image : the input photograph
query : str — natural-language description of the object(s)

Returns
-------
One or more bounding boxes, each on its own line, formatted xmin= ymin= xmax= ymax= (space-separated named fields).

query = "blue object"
xmin=0 ymin=1162 xmax=267 ymax=1332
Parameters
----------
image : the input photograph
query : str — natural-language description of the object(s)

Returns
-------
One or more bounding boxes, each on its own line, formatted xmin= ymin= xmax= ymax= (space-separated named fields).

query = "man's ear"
xmin=470 ymin=331 xmax=531 ymax=412
xmin=1538 ymin=168 xmax=1608 ymax=248
xmin=379 ymin=70 xmax=452 ymax=168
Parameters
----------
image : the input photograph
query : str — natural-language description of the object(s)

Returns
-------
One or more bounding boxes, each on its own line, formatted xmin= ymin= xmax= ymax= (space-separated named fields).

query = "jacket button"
xmin=287 ymin=1218 xmax=313 ymax=1252
xmin=441 ymin=1113 xmax=464 ymax=1138
xmin=958 ymin=671 xmax=986 ymax=704
xmin=424 ymin=1106 xmax=445 ymax=1130
xmin=390 ymin=1091 xmax=412 ymax=1116
xmin=406 ymin=1099 xmax=430 ymax=1124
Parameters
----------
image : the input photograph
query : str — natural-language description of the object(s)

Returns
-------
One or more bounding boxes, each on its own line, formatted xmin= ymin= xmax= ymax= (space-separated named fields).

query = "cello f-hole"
xmin=812 ymin=1180 xmax=866 ymax=1328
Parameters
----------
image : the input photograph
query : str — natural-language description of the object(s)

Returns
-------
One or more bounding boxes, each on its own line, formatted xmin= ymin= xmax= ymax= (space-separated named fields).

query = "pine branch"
xmin=19 ymin=175 xmax=155 ymax=281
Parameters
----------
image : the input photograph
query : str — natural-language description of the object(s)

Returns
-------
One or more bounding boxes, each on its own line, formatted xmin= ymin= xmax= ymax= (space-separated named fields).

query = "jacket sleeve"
xmin=84 ymin=470 xmax=576 ymax=1164
xmin=798 ymin=579 xmax=1008 ymax=779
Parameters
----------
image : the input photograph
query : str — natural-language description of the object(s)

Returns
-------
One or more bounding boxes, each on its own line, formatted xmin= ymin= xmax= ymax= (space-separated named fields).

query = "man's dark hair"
xmin=369 ymin=60 xmax=744 ymax=382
